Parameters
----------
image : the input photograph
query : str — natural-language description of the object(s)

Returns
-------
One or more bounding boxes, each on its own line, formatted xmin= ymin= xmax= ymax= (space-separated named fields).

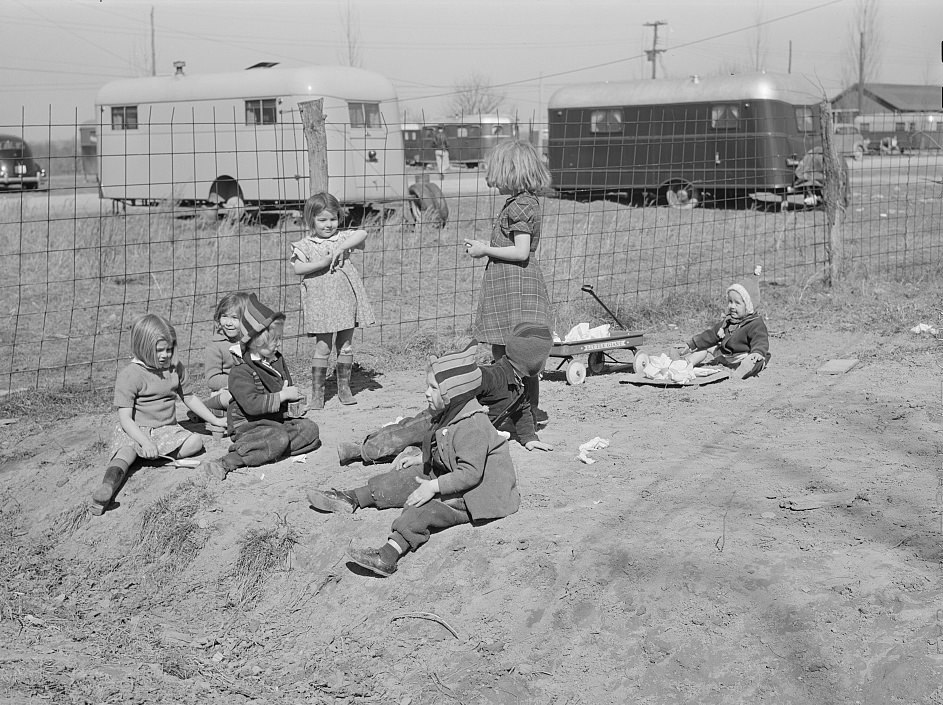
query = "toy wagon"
xmin=549 ymin=285 xmax=645 ymax=385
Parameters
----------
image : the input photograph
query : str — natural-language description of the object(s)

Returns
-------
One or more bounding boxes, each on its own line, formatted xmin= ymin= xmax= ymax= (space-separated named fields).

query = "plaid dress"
xmin=472 ymin=192 xmax=551 ymax=345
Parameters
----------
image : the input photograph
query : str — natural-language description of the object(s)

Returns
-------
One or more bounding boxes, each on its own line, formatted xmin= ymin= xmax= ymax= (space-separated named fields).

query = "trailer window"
xmin=245 ymin=99 xmax=277 ymax=125
xmin=111 ymin=106 xmax=138 ymax=130
xmin=711 ymin=104 xmax=739 ymax=129
xmin=348 ymin=102 xmax=382 ymax=128
xmin=795 ymin=106 xmax=814 ymax=132
xmin=590 ymin=109 xmax=623 ymax=133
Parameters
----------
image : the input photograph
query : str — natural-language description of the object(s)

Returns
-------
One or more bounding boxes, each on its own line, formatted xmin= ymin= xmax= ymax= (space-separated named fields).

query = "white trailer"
xmin=95 ymin=62 xmax=406 ymax=213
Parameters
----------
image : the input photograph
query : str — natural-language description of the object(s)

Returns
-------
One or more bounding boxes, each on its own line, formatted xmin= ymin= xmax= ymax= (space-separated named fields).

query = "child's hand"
xmin=138 ymin=439 xmax=159 ymax=459
xmin=328 ymin=243 xmax=349 ymax=272
xmin=676 ymin=344 xmax=692 ymax=357
xmin=463 ymin=239 xmax=488 ymax=259
xmin=207 ymin=416 xmax=227 ymax=429
xmin=405 ymin=476 xmax=439 ymax=507
xmin=280 ymin=385 xmax=302 ymax=402
xmin=524 ymin=440 xmax=554 ymax=452
xmin=392 ymin=450 xmax=422 ymax=471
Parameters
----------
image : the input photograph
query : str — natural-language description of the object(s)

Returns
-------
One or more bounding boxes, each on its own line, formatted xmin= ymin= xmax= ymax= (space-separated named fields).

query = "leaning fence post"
xmin=299 ymin=99 xmax=328 ymax=197
xmin=820 ymin=101 xmax=846 ymax=285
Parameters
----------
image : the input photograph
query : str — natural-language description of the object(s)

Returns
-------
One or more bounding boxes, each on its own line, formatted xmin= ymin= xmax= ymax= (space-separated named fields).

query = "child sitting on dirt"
xmin=306 ymin=344 xmax=521 ymax=577
xmin=199 ymin=294 xmax=321 ymax=481
xmin=199 ymin=291 xmax=251 ymax=421
xmin=335 ymin=322 xmax=554 ymax=467
xmin=673 ymin=270 xmax=770 ymax=379
xmin=89 ymin=314 xmax=227 ymax=515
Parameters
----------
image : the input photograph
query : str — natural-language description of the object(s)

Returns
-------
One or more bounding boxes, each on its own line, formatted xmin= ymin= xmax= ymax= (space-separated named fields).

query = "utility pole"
xmin=150 ymin=6 xmax=156 ymax=76
xmin=856 ymin=30 xmax=865 ymax=117
xmin=644 ymin=21 xmax=667 ymax=79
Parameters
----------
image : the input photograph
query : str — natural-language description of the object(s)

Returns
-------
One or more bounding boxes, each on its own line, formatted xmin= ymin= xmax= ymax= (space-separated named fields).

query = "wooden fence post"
xmin=299 ymin=99 xmax=328 ymax=198
xmin=820 ymin=101 xmax=847 ymax=285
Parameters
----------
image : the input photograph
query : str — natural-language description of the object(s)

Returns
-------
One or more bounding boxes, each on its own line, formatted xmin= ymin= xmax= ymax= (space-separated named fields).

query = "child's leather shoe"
xmin=347 ymin=546 xmax=397 ymax=577
xmin=306 ymin=488 xmax=357 ymax=514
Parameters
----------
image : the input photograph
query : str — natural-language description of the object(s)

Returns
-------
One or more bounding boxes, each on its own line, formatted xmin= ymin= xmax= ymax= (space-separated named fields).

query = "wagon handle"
xmin=580 ymin=284 xmax=627 ymax=330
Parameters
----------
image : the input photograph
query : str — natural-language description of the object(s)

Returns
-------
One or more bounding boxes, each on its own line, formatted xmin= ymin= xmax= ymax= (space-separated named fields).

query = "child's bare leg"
xmin=177 ymin=433 xmax=205 ymax=458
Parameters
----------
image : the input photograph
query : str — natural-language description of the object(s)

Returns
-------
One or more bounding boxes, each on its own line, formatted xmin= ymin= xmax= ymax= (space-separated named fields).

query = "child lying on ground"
xmin=306 ymin=343 xmax=520 ymax=577
xmin=335 ymin=322 xmax=554 ymax=466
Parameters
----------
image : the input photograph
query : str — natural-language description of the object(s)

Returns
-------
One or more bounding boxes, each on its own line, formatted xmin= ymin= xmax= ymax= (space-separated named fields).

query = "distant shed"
xmin=830 ymin=83 xmax=940 ymax=116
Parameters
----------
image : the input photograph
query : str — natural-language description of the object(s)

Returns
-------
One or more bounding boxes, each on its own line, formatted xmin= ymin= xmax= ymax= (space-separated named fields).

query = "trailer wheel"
xmin=565 ymin=361 xmax=587 ymax=385
xmin=664 ymin=182 xmax=700 ymax=209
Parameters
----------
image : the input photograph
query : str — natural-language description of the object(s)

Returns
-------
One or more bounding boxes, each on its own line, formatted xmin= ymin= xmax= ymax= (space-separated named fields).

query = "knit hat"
xmin=429 ymin=341 xmax=482 ymax=404
xmin=505 ymin=322 xmax=554 ymax=376
xmin=727 ymin=270 xmax=762 ymax=316
xmin=239 ymin=293 xmax=285 ymax=344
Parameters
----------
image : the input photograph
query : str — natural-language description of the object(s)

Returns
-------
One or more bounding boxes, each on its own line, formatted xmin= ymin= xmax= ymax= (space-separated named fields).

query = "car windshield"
xmin=0 ymin=139 xmax=28 ymax=157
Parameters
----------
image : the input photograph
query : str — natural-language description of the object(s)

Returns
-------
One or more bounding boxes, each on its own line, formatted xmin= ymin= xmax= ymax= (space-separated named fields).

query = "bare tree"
xmin=337 ymin=0 xmax=363 ymax=68
xmin=747 ymin=1 xmax=767 ymax=72
xmin=447 ymin=74 xmax=505 ymax=118
xmin=842 ymin=0 xmax=883 ymax=88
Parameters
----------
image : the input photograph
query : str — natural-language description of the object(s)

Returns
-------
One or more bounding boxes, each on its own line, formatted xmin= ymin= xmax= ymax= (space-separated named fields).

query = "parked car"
xmin=833 ymin=123 xmax=868 ymax=160
xmin=0 ymin=135 xmax=47 ymax=190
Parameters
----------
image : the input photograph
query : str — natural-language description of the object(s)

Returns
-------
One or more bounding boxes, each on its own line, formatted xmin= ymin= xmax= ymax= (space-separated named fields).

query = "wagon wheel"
xmin=587 ymin=351 xmax=606 ymax=375
xmin=665 ymin=182 xmax=700 ymax=209
xmin=565 ymin=360 xmax=587 ymax=385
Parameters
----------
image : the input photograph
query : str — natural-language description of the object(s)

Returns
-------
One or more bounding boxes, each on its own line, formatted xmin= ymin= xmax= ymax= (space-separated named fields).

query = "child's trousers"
xmin=354 ymin=467 xmax=471 ymax=552
xmin=359 ymin=409 xmax=434 ymax=464
xmin=222 ymin=418 xmax=320 ymax=469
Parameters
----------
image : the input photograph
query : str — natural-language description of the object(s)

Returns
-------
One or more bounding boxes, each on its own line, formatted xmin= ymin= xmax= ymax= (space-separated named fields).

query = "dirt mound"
xmin=2 ymin=315 xmax=943 ymax=703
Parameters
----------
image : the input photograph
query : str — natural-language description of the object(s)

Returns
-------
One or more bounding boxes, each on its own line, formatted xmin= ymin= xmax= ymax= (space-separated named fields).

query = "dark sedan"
xmin=0 ymin=135 xmax=47 ymax=190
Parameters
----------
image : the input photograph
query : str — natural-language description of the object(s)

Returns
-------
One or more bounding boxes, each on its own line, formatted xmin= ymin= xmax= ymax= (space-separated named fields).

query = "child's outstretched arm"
xmin=117 ymin=407 xmax=158 ymax=458
xmin=184 ymin=395 xmax=227 ymax=429
xmin=290 ymin=246 xmax=334 ymax=276
xmin=463 ymin=232 xmax=531 ymax=262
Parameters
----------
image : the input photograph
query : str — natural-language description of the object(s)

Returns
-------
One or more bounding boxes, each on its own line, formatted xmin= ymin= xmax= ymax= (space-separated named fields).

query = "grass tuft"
xmin=231 ymin=513 xmax=300 ymax=607
xmin=0 ymin=385 xmax=110 ymax=423
xmin=49 ymin=503 xmax=91 ymax=538
xmin=133 ymin=481 xmax=212 ymax=575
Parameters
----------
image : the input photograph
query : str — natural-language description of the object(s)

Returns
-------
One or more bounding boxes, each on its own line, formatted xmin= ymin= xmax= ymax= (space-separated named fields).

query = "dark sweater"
xmin=479 ymin=357 xmax=538 ymax=445
xmin=688 ymin=313 xmax=770 ymax=360
xmin=227 ymin=353 xmax=293 ymax=432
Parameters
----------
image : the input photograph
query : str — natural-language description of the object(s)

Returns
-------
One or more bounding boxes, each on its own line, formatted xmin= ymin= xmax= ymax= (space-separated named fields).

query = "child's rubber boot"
xmin=308 ymin=363 xmax=327 ymax=411
xmin=89 ymin=466 xmax=124 ymax=515
xmin=336 ymin=362 xmax=357 ymax=405
xmin=336 ymin=441 xmax=363 ymax=466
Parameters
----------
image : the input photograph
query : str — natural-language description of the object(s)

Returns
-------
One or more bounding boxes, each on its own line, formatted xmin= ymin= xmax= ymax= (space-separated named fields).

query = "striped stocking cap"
xmin=239 ymin=293 xmax=285 ymax=344
xmin=430 ymin=341 xmax=481 ymax=404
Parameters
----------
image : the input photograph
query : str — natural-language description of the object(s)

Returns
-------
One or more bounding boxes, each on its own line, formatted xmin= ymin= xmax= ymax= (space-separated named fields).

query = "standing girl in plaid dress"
xmin=463 ymin=140 xmax=553 ymax=424
xmin=291 ymin=192 xmax=375 ymax=411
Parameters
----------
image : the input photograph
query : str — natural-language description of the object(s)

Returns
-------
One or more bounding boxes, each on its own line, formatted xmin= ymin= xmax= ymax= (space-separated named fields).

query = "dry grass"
xmin=133 ymin=480 xmax=213 ymax=576
xmin=49 ymin=502 xmax=92 ymax=538
xmin=231 ymin=513 xmax=300 ymax=607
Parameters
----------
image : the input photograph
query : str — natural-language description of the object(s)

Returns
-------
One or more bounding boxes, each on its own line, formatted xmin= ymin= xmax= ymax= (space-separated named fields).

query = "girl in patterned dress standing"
xmin=463 ymin=140 xmax=553 ymax=425
xmin=291 ymin=192 xmax=375 ymax=410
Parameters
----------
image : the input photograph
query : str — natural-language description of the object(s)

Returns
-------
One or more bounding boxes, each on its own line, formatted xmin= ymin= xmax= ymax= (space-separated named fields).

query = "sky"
xmin=3 ymin=0 xmax=942 ymax=140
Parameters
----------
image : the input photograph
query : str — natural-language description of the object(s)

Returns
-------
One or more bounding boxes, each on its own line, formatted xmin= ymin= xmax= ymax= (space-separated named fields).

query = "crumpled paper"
xmin=291 ymin=454 xmax=307 ymax=463
xmin=641 ymin=353 xmax=697 ymax=384
xmin=910 ymin=323 xmax=939 ymax=336
xmin=381 ymin=416 xmax=406 ymax=427
xmin=560 ymin=322 xmax=611 ymax=343
xmin=577 ymin=436 xmax=610 ymax=464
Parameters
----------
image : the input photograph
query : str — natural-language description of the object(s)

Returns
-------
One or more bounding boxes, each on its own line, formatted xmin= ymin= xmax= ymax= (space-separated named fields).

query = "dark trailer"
xmin=547 ymin=72 xmax=823 ymax=207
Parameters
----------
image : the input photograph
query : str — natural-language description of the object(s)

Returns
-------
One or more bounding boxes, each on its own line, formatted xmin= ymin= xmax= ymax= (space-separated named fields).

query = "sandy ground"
xmin=1 ymin=313 xmax=942 ymax=704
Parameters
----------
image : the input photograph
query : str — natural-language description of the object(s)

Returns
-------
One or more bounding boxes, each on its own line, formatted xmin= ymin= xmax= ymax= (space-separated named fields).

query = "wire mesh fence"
xmin=1 ymin=108 xmax=941 ymax=394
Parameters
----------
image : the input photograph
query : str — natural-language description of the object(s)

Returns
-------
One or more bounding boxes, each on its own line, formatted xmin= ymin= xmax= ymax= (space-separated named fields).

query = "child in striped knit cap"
xmin=307 ymin=344 xmax=521 ymax=577
xmin=676 ymin=269 xmax=770 ymax=379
